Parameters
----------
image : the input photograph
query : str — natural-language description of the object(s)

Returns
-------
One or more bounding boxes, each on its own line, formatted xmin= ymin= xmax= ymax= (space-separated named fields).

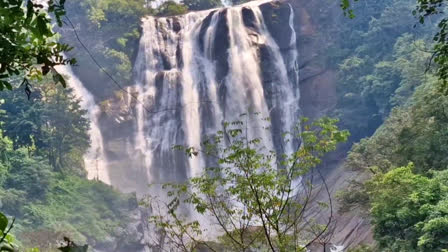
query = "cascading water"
xmin=55 ymin=2 xmax=351 ymax=250
xmin=55 ymin=65 xmax=111 ymax=184
xmin=125 ymin=0 xmax=300 ymax=192
xmin=56 ymin=0 xmax=302 ymax=248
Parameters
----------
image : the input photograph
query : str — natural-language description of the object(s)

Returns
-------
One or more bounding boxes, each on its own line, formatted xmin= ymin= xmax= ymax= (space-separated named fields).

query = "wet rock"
xmin=300 ymin=70 xmax=337 ymax=119
xmin=242 ymin=7 xmax=257 ymax=29
xmin=172 ymin=17 xmax=182 ymax=33
xmin=198 ymin=11 xmax=217 ymax=53
xmin=213 ymin=9 xmax=230 ymax=84
xmin=176 ymin=43 xmax=183 ymax=68
xmin=160 ymin=52 xmax=172 ymax=70
xmin=260 ymin=1 xmax=292 ymax=50
xmin=94 ymin=206 xmax=148 ymax=252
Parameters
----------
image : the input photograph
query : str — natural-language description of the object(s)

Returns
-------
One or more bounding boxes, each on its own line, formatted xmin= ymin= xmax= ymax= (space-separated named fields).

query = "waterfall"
xmin=148 ymin=0 xmax=232 ymax=8
xmin=55 ymin=65 xmax=111 ymax=184
xmin=127 ymin=0 xmax=300 ymax=191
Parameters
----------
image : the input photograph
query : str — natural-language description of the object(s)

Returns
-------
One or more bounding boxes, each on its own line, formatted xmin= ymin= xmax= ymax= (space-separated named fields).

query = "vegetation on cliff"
xmin=0 ymin=80 xmax=136 ymax=250
xmin=338 ymin=74 xmax=448 ymax=251
xmin=335 ymin=0 xmax=448 ymax=251
xmin=342 ymin=0 xmax=448 ymax=89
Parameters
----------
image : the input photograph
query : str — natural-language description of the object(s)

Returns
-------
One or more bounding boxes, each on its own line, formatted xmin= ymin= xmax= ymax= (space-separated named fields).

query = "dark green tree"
xmin=368 ymin=164 xmax=448 ymax=251
xmin=0 ymin=81 xmax=90 ymax=173
xmin=156 ymin=1 xmax=188 ymax=16
xmin=340 ymin=0 xmax=448 ymax=88
xmin=5 ymin=148 xmax=53 ymax=200
xmin=182 ymin=0 xmax=221 ymax=11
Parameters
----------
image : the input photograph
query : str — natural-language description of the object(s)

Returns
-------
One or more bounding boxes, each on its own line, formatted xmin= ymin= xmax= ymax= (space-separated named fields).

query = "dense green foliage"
xmin=341 ymin=0 xmax=448 ymax=89
xmin=63 ymin=0 xmax=150 ymax=89
xmin=148 ymin=116 xmax=349 ymax=251
xmin=338 ymin=66 xmax=448 ymax=251
xmin=0 ymin=83 xmax=90 ymax=173
xmin=347 ymin=244 xmax=376 ymax=252
xmin=4 ymin=0 xmax=448 ymax=250
xmin=368 ymin=164 xmax=448 ymax=251
xmin=413 ymin=0 xmax=448 ymax=87
xmin=333 ymin=0 xmax=433 ymax=141
xmin=335 ymin=0 xmax=448 ymax=251
xmin=0 ymin=0 xmax=75 ymax=91
xmin=182 ymin=0 xmax=221 ymax=11
xmin=345 ymin=78 xmax=448 ymax=174
xmin=156 ymin=1 xmax=189 ymax=16
xmin=0 ymin=80 xmax=135 ymax=250
xmin=0 ymin=211 xmax=19 ymax=251
xmin=0 ymin=213 xmax=89 ymax=252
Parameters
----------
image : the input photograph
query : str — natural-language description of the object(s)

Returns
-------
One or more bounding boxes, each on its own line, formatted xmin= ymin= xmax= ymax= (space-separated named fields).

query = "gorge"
xmin=4 ymin=0 xmax=447 ymax=250
xmin=61 ymin=0 xmax=366 ymax=250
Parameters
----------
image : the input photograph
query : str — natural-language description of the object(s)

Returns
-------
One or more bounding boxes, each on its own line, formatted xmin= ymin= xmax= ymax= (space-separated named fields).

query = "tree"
xmin=342 ymin=76 xmax=448 ymax=175
xmin=333 ymin=0 xmax=426 ymax=143
xmin=340 ymin=0 xmax=448 ymax=88
xmin=0 ymin=81 xmax=90 ymax=173
xmin=0 ymin=0 xmax=75 ymax=92
xmin=368 ymin=164 xmax=448 ymax=251
xmin=156 ymin=1 xmax=188 ymax=16
xmin=337 ymin=60 xmax=448 ymax=250
xmin=5 ymin=148 xmax=53 ymax=200
xmin=146 ymin=115 xmax=349 ymax=251
xmin=71 ymin=0 xmax=152 ymax=84
xmin=413 ymin=0 xmax=448 ymax=87
xmin=182 ymin=0 xmax=221 ymax=11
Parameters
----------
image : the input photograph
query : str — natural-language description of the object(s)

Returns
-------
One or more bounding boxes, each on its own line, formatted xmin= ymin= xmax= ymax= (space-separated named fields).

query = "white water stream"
xmin=55 ymin=65 xmax=111 ymax=184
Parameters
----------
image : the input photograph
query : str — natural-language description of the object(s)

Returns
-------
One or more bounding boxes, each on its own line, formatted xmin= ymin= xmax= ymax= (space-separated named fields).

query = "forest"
xmin=1 ymin=0 xmax=448 ymax=251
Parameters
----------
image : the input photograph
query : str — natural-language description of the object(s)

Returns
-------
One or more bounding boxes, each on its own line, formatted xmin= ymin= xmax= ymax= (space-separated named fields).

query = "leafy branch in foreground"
xmin=145 ymin=115 xmax=349 ymax=251
xmin=0 ymin=0 xmax=75 ymax=92
xmin=0 ymin=212 xmax=16 ymax=251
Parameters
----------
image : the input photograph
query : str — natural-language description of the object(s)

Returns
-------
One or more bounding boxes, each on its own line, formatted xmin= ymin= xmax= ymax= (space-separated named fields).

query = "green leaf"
xmin=53 ymin=72 xmax=67 ymax=88
xmin=36 ymin=15 xmax=52 ymax=38
xmin=0 ymin=212 xmax=8 ymax=233
xmin=4 ymin=82 xmax=12 ymax=91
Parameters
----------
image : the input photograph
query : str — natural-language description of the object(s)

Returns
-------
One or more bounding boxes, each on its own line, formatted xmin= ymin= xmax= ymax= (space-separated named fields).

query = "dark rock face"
xmin=172 ymin=17 xmax=182 ymax=33
xmin=212 ymin=10 xmax=230 ymax=84
xmin=198 ymin=11 xmax=217 ymax=52
xmin=260 ymin=2 xmax=293 ymax=50
xmin=242 ymin=7 xmax=257 ymax=29
xmin=197 ymin=10 xmax=230 ymax=86
xmin=176 ymin=43 xmax=183 ymax=68
xmin=93 ymin=205 xmax=149 ymax=252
